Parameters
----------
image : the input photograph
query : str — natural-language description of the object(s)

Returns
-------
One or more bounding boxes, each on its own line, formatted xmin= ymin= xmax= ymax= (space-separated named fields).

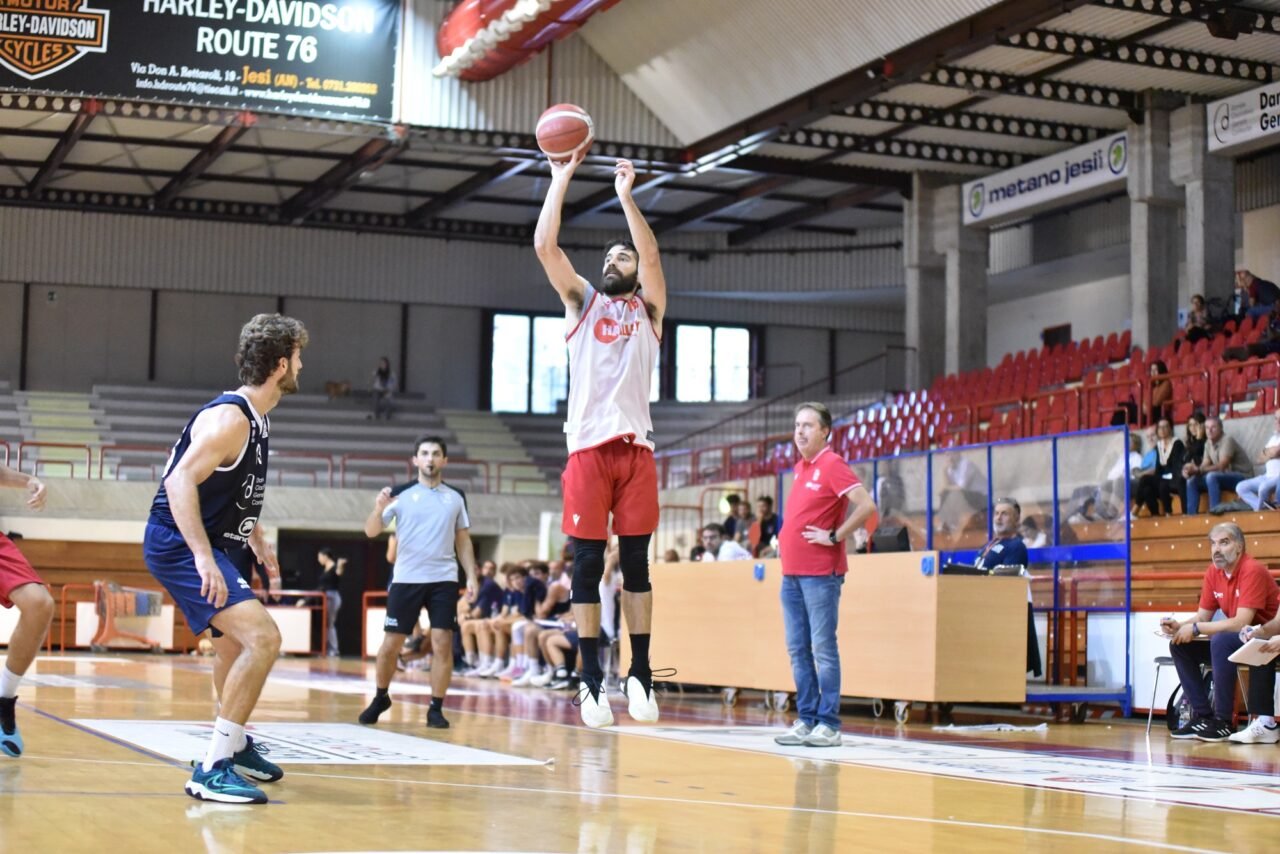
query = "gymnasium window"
xmin=491 ymin=312 xmax=663 ymax=412
xmin=675 ymin=324 xmax=751 ymax=402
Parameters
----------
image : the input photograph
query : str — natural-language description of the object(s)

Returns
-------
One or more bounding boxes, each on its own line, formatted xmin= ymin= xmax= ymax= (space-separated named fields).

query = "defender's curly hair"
xmin=235 ymin=314 xmax=309 ymax=386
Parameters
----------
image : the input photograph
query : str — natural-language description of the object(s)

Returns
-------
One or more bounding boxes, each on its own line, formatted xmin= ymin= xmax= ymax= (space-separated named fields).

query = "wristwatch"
xmin=1192 ymin=622 xmax=1201 ymax=638
xmin=828 ymin=530 xmax=838 ymax=544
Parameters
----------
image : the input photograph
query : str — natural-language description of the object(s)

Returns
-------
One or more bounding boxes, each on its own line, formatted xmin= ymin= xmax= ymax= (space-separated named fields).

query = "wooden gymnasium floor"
xmin=1 ymin=654 xmax=1277 ymax=853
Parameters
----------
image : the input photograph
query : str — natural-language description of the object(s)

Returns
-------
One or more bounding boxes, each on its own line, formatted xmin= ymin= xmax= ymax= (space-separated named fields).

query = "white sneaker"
xmin=774 ymin=720 xmax=812 ymax=746
xmin=530 ymin=668 xmax=555 ymax=688
xmin=477 ymin=660 xmax=503 ymax=678
xmin=802 ymin=724 xmax=842 ymax=748
xmin=495 ymin=663 xmax=519 ymax=680
xmin=574 ymin=679 xmax=614 ymax=728
xmin=622 ymin=675 xmax=660 ymax=723
xmin=511 ymin=669 xmax=537 ymax=688
xmin=1228 ymin=718 xmax=1280 ymax=744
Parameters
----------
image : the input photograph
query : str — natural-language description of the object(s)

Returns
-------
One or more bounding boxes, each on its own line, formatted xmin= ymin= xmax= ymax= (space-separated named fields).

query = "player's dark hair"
xmin=414 ymin=434 xmax=448 ymax=457
xmin=236 ymin=314 xmax=308 ymax=386
xmin=603 ymin=238 xmax=637 ymax=260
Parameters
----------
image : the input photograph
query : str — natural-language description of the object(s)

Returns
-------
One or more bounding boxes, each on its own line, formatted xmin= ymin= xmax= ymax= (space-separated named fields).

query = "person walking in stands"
xmin=535 ymin=148 xmax=668 ymax=728
xmin=774 ymin=402 xmax=876 ymax=749
xmin=0 ymin=466 xmax=54 ymax=758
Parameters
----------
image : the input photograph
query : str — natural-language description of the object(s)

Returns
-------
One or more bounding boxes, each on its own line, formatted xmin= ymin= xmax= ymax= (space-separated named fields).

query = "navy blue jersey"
xmin=148 ymin=393 xmax=270 ymax=551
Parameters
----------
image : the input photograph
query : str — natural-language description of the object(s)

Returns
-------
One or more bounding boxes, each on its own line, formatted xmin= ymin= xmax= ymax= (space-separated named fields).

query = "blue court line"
xmin=21 ymin=702 xmax=191 ymax=771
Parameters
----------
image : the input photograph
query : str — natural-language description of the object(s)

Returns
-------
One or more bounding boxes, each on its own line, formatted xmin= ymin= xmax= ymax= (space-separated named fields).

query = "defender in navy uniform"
xmin=144 ymin=313 xmax=308 ymax=805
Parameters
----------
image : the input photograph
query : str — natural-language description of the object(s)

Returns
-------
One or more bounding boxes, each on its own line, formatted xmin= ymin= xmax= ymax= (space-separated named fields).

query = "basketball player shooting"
xmin=535 ymin=151 xmax=667 ymax=728
xmin=144 ymin=314 xmax=306 ymax=804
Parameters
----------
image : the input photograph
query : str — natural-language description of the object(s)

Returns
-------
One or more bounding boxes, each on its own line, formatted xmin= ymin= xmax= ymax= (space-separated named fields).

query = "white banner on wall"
xmin=962 ymin=133 xmax=1129 ymax=226
xmin=1208 ymin=80 xmax=1280 ymax=155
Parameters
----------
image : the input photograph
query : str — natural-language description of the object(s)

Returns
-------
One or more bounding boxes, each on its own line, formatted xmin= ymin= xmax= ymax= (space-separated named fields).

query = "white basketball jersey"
xmin=564 ymin=285 xmax=659 ymax=454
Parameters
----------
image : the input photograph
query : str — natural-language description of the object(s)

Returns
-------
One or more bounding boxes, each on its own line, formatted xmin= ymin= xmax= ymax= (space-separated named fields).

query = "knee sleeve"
xmin=619 ymin=534 xmax=652 ymax=594
xmin=571 ymin=537 xmax=605 ymax=604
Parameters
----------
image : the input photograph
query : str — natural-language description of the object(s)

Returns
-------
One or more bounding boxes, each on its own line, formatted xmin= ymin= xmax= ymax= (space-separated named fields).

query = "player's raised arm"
xmin=163 ymin=406 xmax=250 ymax=606
xmin=615 ymin=159 xmax=667 ymax=325
xmin=534 ymin=150 xmax=591 ymax=315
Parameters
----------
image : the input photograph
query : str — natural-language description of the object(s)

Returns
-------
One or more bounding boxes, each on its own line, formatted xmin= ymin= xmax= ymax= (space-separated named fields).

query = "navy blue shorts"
xmin=143 ymin=521 xmax=257 ymax=636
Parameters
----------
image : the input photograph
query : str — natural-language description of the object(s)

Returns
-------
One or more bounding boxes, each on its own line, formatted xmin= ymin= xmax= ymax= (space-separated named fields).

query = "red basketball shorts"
xmin=561 ymin=438 xmax=659 ymax=540
xmin=0 ymin=534 xmax=43 ymax=609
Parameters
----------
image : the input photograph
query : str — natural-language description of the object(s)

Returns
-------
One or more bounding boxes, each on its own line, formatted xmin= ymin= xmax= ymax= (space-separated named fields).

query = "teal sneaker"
xmin=185 ymin=758 xmax=268 ymax=804
xmin=0 ymin=724 xmax=22 ymax=758
xmin=232 ymin=735 xmax=283 ymax=783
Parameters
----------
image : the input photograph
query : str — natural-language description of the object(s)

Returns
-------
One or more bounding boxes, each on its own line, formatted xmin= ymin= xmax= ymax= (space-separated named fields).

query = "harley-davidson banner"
xmin=0 ymin=0 xmax=401 ymax=122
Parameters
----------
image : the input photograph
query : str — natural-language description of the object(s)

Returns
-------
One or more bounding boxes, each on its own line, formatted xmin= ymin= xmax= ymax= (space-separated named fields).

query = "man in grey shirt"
xmin=1183 ymin=417 xmax=1254 ymax=514
xmin=359 ymin=435 xmax=477 ymax=729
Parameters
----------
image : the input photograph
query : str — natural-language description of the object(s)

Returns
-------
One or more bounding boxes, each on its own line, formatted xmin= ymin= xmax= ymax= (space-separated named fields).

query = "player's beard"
xmin=600 ymin=267 xmax=638 ymax=296
xmin=278 ymin=366 xmax=300 ymax=395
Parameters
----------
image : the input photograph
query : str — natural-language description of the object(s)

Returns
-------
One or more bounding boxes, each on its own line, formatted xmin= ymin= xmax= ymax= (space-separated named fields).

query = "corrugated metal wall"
xmin=988 ymin=196 xmax=1131 ymax=274
xmin=0 ymin=207 xmax=900 ymax=332
xmin=1237 ymin=148 xmax=1280 ymax=213
xmin=398 ymin=0 xmax=678 ymax=146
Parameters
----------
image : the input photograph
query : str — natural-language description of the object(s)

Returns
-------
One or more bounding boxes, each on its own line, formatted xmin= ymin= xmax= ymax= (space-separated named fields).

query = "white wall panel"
xmin=25 ymin=284 xmax=150 ymax=391
xmin=283 ymin=298 xmax=402 ymax=394
xmin=399 ymin=0 xmax=678 ymax=146
xmin=155 ymin=292 xmax=278 ymax=389
xmin=405 ymin=304 xmax=482 ymax=409
xmin=986 ymin=275 xmax=1131 ymax=365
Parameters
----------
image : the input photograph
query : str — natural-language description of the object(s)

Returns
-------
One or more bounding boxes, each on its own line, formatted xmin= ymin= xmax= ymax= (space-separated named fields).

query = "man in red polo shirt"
xmin=774 ymin=402 xmax=877 ymax=749
xmin=1162 ymin=522 xmax=1279 ymax=742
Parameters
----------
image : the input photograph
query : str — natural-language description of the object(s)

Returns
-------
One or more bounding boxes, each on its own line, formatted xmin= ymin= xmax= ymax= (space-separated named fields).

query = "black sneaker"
xmin=358 ymin=693 xmax=392 ymax=725
xmin=426 ymin=707 xmax=450 ymax=729
xmin=1192 ymin=718 xmax=1234 ymax=742
xmin=1170 ymin=718 xmax=1203 ymax=740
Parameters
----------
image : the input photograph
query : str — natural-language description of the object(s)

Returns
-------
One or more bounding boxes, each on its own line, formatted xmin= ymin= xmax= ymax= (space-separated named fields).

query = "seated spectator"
xmin=1019 ymin=517 xmax=1047 ymax=550
xmin=1184 ymin=294 xmax=1212 ymax=344
xmin=1148 ymin=360 xmax=1173 ymax=424
xmin=661 ymin=548 xmax=681 ymax=563
xmin=512 ymin=565 xmax=574 ymax=686
xmin=1237 ymin=409 xmax=1280 ymax=511
xmin=370 ymin=356 xmax=398 ymax=421
xmin=546 ymin=559 xmax=571 ymax=592
xmin=1183 ymin=417 xmax=1252 ymax=515
xmin=730 ymin=498 xmax=756 ymax=548
xmin=1183 ymin=412 xmax=1207 ymax=470
xmin=937 ymin=452 xmax=985 ymax=539
xmin=1135 ymin=419 xmax=1184 ymax=517
xmin=699 ymin=523 xmax=753 ymax=561
xmin=459 ymin=562 xmax=506 ymax=673
xmin=722 ymin=494 xmax=743 ymax=540
xmin=1066 ymin=496 xmax=1101 ymax=525
xmin=471 ymin=566 xmax=542 ymax=678
xmin=753 ymin=495 xmax=780 ymax=557
xmin=689 ymin=544 xmax=706 ymax=561
xmin=1103 ymin=432 xmax=1145 ymax=516
xmin=1160 ymin=523 xmax=1278 ymax=742
xmin=1237 ymin=269 xmax=1280 ymax=320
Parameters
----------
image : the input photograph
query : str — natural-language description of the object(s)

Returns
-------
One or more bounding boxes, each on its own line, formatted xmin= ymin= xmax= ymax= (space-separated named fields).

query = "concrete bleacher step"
xmin=439 ymin=410 xmax=552 ymax=495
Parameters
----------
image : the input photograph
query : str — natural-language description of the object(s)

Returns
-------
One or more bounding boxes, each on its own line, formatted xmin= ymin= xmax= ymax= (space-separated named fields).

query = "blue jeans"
xmin=1185 ymin=471 xmax=1247 ymax=514
xmin=1237 ymin=474 xmax=1280 ymax=511
xmin=781 ymin=574 xmax=844 ymax=730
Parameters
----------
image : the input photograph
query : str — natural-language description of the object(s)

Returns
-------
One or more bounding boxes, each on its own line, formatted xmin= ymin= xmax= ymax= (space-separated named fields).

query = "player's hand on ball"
xmin=196 ymin=554 xmax=228 ymax=608
xmin=549 ymin=147 xmax=586 ymax=178
xmin=26 ymin=477 xmax=46 ymax=511
xmin=614 ymin=159 xmax=636 ymax=197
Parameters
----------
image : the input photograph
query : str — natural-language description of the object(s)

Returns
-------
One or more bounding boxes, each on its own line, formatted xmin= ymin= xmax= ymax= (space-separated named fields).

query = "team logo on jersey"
xmin=256 ymin=444 xmax=263 ymax=465
xmin=812 ymin=470 xmax=821 ymax=481
xmin=572 ymin=514 xmax=580 ymax=526
xmin=0 ymin=0 xmax=110 ymax=81
xmin=238 ymin=517 xmax=258 ymax=537
xmin=594 ymin=315 xmax=643 ymax=344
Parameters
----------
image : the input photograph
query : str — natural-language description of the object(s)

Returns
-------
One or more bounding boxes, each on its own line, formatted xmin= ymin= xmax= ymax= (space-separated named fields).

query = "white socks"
xmin=1259 ymin=715 xmax=1276 ymax=727
xmin=0 ymin=667 xmax=21 ymax=699
xmin=202 ymin=717 xmax=246 ymax=772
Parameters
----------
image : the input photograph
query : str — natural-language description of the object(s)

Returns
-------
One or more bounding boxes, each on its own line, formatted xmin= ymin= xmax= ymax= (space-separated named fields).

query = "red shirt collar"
xmin=798 ymin=446 xmax=831 ymax=470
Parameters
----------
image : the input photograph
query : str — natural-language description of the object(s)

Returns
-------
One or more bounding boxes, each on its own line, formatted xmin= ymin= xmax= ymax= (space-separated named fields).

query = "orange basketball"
xmin=536 ymin=103 xmax=594 ymax=162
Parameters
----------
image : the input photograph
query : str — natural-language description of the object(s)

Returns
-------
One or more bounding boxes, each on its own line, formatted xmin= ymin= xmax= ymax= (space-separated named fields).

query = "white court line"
xmin=285 ymin=769 xmax=1228 ymax=854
